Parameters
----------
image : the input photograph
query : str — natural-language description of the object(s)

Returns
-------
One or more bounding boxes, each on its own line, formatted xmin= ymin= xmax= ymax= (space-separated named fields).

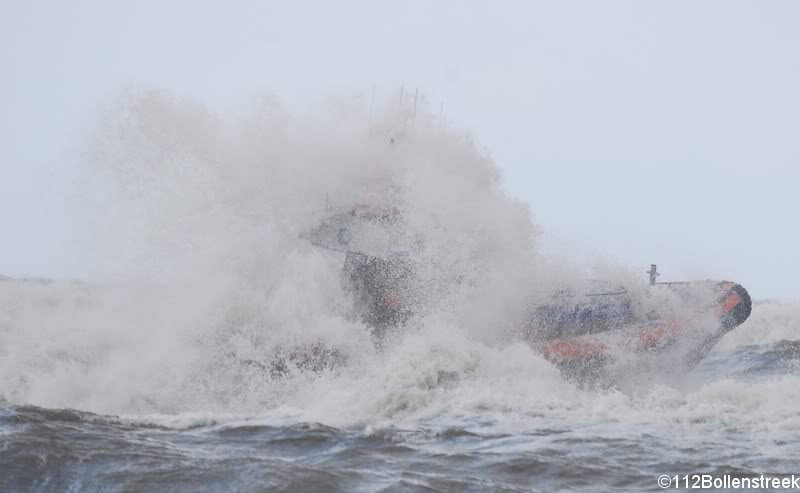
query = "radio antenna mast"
xmin=648 ymin=264 xmax=660 ymax=286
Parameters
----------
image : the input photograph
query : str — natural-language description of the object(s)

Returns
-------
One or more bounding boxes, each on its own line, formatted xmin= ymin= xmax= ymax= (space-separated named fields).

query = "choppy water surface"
xmin=1 ymin=96 xmax=798 ymax=491
xmin=2 ymin=301 xmax=800 ymax=492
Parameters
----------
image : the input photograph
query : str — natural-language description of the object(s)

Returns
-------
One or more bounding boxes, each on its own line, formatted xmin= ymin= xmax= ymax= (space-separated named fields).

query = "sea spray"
xmin=0 ymin=90 xmax=580 ymax=417
xmin=0 ymin=91 xmax=794 ymax=437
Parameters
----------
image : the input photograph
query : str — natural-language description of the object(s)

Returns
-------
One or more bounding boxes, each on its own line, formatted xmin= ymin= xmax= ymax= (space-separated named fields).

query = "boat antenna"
xmin=648 ymin=264 xmax=660 ymax=286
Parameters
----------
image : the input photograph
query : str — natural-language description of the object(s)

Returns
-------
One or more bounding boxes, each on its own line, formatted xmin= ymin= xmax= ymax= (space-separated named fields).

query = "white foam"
xmin=717 ymin=300 xmax=800 ymax=350
xmin=0 ymin=92 xmax=796 ymax=436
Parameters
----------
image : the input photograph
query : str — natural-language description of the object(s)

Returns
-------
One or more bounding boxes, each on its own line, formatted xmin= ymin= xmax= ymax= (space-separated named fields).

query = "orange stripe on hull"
xmin=719 ymin=292 xmax=743 ymax=315
xmin=538 ymin=282 xmax=749 ymax=365
xmin=541 ymin=339 xmax=607 ymax=361
xmin=631 ymin=320 xmax=684 ymax=350
xmin=541 ymin=319 xmax=687 ymax=362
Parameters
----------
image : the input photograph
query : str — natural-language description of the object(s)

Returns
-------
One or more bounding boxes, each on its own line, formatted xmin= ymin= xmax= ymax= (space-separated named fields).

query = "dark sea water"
xmin=7 ymin=94 xmax=796 ymax=492
xmin=3 ymin=335 xmax=800 ymax=493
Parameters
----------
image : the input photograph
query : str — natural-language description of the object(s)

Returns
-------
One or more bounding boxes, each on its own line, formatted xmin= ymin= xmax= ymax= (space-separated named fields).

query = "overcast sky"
xmin=2 ymin=1 xmax=798 ymax=298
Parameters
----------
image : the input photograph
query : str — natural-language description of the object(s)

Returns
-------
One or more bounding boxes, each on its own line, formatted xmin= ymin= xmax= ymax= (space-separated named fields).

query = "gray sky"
xmin=2 ymin=1 xmax=798 ymax=298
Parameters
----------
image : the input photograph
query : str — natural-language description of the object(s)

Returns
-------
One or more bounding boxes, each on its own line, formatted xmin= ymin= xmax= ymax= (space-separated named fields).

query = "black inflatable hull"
xmin=535 ymin=281 xmax=752 ymax=374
